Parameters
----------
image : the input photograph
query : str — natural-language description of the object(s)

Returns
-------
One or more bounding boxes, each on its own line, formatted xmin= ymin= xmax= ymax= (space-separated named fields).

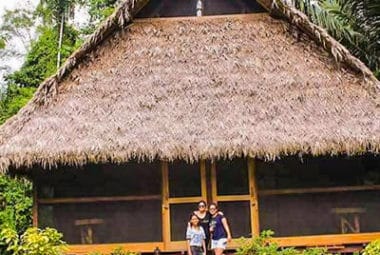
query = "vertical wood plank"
xmin=200 ymin=160 xmax=207 ymax=202
xmin=248 ymin=158 xmax=260 ymax=236
xmin=32 ymin=180 xmax=38 ymax=227
xmin=161 ymin=161 xmax=170 ymax=249
xmin=211 ymin=162 xmax=218 ymax=202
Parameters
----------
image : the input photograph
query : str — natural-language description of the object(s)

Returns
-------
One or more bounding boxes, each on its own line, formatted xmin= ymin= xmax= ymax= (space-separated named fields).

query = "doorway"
xmin=161 ymin=158 xmax=259 ymax=250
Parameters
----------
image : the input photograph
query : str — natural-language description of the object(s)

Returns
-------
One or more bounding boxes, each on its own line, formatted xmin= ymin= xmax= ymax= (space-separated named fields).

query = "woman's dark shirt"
xmin=196 ymin=211 xmax=211 ymax=240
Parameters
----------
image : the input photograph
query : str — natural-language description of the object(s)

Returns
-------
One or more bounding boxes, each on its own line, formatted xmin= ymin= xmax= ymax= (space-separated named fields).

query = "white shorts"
xmin=211 ymin=238 xmax=228 ymax=249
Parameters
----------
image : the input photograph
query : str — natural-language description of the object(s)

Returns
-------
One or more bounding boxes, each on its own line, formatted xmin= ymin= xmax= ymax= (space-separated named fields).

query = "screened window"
xmin=170 ymin=203 xmax=195 ymax=241
xmin=36 ymin=161 xmax=163 ymax=244
xmin=257 ymin=155 xmax=380 ymax=237
xmin=169 ymin=161 xmax=201 ymax=197
xmin=218 ymin=201 xmax=251 ymax=238
xmin=39 ymin=200 xmax=162 ymax=244
xmin=216 ymin=159 xmax=249 ymax=195
xmin=37 ymin=162 xmax=161 ymax=198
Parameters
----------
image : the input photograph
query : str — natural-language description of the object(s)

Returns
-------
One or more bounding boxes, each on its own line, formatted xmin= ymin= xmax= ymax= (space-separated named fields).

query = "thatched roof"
xmin=0 ymin=0 xmax=379 ymax=172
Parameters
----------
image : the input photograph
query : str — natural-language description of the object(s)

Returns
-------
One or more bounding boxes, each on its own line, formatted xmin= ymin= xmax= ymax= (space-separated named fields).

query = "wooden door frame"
xmin=162 ymin=160 xmax=207 ymax=251
xmin=210 ymin=158 xmax=259 ymax=239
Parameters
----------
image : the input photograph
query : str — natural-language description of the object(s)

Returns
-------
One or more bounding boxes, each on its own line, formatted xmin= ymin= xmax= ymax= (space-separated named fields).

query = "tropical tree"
xmin=6 ymin=25 xmax=80 ymax=88
xmin=290 ymin=0 xmax=380 ymax=78
xmin=36 ymin=0 xmax=84 ymax=68
xmin=84 ymin=0 xmax=119 ymax=33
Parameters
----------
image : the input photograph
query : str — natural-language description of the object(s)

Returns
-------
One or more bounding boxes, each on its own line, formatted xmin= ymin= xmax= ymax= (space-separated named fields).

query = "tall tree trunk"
xmin=57 ymin=12 xmax=65 ymax=70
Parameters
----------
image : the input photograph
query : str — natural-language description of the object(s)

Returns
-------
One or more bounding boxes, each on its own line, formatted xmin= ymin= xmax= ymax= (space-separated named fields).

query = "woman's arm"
xmin=221 ymin=217 xmax=232 ymax=242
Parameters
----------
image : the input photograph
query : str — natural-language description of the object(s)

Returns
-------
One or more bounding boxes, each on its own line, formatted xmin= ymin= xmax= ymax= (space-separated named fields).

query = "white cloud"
xmin=0 ymin=0 xmax=39 ymax=88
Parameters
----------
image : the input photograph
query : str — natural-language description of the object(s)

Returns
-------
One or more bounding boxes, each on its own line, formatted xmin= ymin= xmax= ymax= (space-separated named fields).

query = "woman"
xmin=208 ymin=203 xmax=232 ymax=255
xmin=186 ymin=213 xmax=207 ymax=255
xmin=193 ymin=200 xmax=211 ymax=249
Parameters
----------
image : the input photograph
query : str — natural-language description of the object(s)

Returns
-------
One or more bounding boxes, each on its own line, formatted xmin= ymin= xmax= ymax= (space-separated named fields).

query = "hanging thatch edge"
xmin=270 ymin=0 xmax=380 ymax=93
xmin=1 ymin=138 xmax=379 ymax=173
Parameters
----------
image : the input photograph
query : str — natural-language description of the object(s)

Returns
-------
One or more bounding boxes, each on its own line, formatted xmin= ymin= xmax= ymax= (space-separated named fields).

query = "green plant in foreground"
xmin=236 ymin=230 xmax=332 ymax=255
xmin=362 ymin=239 xmax=380 ymax=255
xmin=0 ymin=227 xmax=67 ymax=255
xmin=88 ymin=246 xmax=139 ymax=255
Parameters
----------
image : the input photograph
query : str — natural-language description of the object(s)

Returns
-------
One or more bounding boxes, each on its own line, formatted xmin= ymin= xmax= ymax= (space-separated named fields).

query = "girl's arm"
xmin=186 ymin=226 xmax=192 ymax=255
xmin=221 ymin=217 xmax=232 ymax=242
xmin=187 ymin=240 xmax=192 ymax=255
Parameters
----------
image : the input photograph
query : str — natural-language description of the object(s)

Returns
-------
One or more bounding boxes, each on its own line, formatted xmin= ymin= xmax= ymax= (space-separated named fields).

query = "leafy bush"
xmin=88 ymin=247 xmax=139 ymax=255
xmin=0 ymin=227 xmax=67 ymax=255
xmin=236 ymin=230 xmax=332 ymax=255
xmin=0 ymin=175 xmax=32 ymax=232
xmin=362 ymin=239 xmax=380 ymax=255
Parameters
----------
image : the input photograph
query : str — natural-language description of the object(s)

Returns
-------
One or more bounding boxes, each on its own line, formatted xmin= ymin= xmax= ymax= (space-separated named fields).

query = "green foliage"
xmin=0 ymin=37 xmax=6 ymax=49
xmin=0 ymin=85 xmax=36 ymax=125
xmin=84 ymin=0 xmax=118 ymax=33
xmin=36 ymin=0 xmax=85 ymax=26
xmin=236 ymin=230 xmax=280 ymax=255
xmin=89 ymin=0 xmax=117 ymax=20
xmin=6 ymin=25 xmax=80 ymax=87
xmin=236 ymin=231 xmax=332 ymax=255
xmin=0 ymin=175 xmax=32 ymax=232
xmin=292 ymin=0 xmax=380 ymax=78
xmin=0 ymin=227 xmax=67 ymax=255
xmin=88 ymin=247 xmax=139 ymax=255
xmin=362 ymin=239 xmax=380 ymax=255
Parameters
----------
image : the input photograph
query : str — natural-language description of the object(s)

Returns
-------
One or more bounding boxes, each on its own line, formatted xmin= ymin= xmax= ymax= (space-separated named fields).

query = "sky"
xmin=0 ymin=0 xmax=88 ymax=89
xmin=0 ymin=0 xmax=39 ymax=89
xmin=0 ymin=0 xmax=38 ymax=26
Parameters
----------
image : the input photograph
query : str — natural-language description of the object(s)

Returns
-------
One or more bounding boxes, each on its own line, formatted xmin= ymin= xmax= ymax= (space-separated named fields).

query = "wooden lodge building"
xmin=0 ymin=0 xmax=379 ymax=254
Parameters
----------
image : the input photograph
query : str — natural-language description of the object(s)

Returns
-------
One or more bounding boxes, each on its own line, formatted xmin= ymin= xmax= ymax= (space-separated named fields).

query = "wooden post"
xmin=200 ymin=160 xmax=207 ymax=201
xmin=161 ymin=161 xmax=170 ymax=249
xmin=248 ymin=158 xmax=260 ymax=236
xmin=32 ymin=180 xmax=38 ymax=227
xmin=211 ymin=162 xmax=217 ymax=202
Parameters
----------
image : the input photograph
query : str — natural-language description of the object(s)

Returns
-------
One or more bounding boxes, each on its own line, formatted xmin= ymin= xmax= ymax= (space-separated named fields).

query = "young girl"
xmin=209 ymin=203 xmax=232 ymax=255
xmin=186 ymin=214 xmax=206 ymax=255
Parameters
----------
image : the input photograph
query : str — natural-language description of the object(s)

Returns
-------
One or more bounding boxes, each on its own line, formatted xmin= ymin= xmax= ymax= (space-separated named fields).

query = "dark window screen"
xmin=37 ymin=162 xmax=161 ymax=198
xmin=39 ymin=200 xmax=162 ymax=244
xmin=257 ymin=155 xmax=380 ymax=237
xmin=259 ymin=191 xmax=380 ymax=236
xmin=256 ymin=156 xmax=380 ymax=189
xmin=169 ymin=161 xmax=201 ymax=197
xmin=203 ymin=0 xmax=266 ymax=15
xmin=170 ymin=203 xmax=195 ymax=241
xmin=218 ymin=201 xmax=251 ymax=238
xmin=136 ymin=0 xmax=266 ymax=18
xmin=216 ymin=159 xmax=249 ymax=195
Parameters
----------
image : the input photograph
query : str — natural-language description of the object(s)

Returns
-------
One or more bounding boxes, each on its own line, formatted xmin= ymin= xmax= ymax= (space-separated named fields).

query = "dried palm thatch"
xmin=0 ymin=2 xmax=379 ymax=173
xmin=271 ymin=0 xmax=380 ymax=86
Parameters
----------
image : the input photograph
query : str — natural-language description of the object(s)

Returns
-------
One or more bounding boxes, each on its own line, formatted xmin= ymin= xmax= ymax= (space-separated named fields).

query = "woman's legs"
xmin=213 ymin=248 xmax=224 ymax=255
